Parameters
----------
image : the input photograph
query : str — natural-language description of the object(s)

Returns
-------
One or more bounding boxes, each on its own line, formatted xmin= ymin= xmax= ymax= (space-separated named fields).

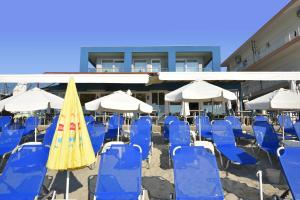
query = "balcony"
xmin=230 ymin=24 xmax=300 ymax=71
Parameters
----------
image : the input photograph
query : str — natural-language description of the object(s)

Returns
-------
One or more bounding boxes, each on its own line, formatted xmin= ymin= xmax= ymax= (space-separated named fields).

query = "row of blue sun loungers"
xmin=0 ymin=114 xmax=300 ymax=199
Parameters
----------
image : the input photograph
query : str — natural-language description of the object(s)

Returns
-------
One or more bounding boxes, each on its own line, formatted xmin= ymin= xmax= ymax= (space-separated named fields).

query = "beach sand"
xmin=47 ymin=125 xmax=291 ymax=200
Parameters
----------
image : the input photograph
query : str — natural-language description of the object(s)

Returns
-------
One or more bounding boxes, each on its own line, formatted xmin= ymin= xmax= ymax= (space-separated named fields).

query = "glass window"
xmin=80 ymin=93 xmax=96 ymax=105
xmin=151 ymin=60 xmax=161 ymax=72
xmin=176 ymin=60 xmax=185 ymax=72
xmin=134 ymin=60 xmax=147 ymax=72
xmin=135 ymin=93 xmax=146 ymax=102
xmin=102 ymin=60 xmax=114 ymax=72
xmin=186 ymin=60 xmax=199 ymax=72
xmin=114 ymin=60 xmax=124 ymax=72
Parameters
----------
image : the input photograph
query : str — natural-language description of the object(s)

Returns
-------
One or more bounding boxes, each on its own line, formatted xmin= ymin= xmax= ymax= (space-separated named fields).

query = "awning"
xmin=158 ymin=72 xmax=300 ymax=81
xmin=0 ymin=74 xmax=150 ymax=84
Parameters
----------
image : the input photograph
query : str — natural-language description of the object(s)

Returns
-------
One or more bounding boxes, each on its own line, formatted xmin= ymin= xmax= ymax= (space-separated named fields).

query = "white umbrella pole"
xmin=282 ymin=111 xmax=285 ymax=141
xmin=117 ymin=113 xmax=120 ymax=141
xmin=66 ymin=170 xmax=70 ymax=200
xmin=198 ymin=109 xmax=201 ymax=141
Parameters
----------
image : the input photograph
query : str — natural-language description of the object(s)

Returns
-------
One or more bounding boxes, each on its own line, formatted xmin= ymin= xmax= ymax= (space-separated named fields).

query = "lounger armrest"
xmin=172 ymin=146 xmax=181 ymax=156
xmin=101 ymin=141 xmax=125 ymax=153
xmin=277 ymin=147 xmax=285 ymax=157
xmin=133 ymin=144 xmax=142 ymax=154
xmin=193 ymin=141 xmax=215 ymax=155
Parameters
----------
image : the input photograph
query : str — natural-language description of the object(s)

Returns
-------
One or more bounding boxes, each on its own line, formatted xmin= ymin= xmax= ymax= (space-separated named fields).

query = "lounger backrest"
xmin=195 ymin=116 xmax=212 ymax=135
xmin=108 ymin=114 xmax=124 ymax=129
xmin=24 ymin=116 xmax=40 ymax=135
xmin=225 ymin=116 xmax=242 ymax=130
xmin=42 ymin=118 xmax=58 ymax=146
xmin=278 ymin=147 xmax=300 ymax=200
xmin=0 ymin=145 xmax=49 ymax=199
xmin=130 ymin=119 xmax=152 ymax=160
xmin=95 ymin=144 xmax=142 ymax=200
xmin=254 ymin=116 xmax=268 ymax=122
xmin=169 ymin=121 xmax=190 ymax=147
xmin=0 ymin=128 xmax=24 ymax=149
xmin=163 ymin=116 xmax=179 ymax=139
xmin=105 ymin=114 xmax=124 ymax=139
xmin=173 ymin=146 xmax=224 ymax=199
xmin=278 ymin=114 xmax=294 ymax=129
xmin=292 ymin=121 xmax=300 ymax=139
xmin=85 ymin=115 xmax=95 ymax=125
xmin=0 ymin=116 xmax=11 ymax=129
xmin=87 ymin=122 xmax=106 ymax=155
xmin=252 ymin=121 xmax=279 ymax=147
xmin=211 ymin=120 xmax=235 ymax=146
xmin=139 ymin=116 xmax=152 ymax=126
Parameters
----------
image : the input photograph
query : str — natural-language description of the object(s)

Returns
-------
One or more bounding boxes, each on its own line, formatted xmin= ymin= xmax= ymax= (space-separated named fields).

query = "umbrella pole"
xmin=66 ymin=170 xmax=70 ymax=200
xmin=117 ymin=113 xmax=120 ymax=141
xmin=282 ymin=111 xmax=285 ymax=141
xmin=198 ymin=108 xmax=201 ymax=141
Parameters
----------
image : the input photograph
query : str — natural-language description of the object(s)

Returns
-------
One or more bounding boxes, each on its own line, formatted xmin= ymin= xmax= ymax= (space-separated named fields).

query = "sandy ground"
xmin=47 ymin=125 xmax=291 ymax=200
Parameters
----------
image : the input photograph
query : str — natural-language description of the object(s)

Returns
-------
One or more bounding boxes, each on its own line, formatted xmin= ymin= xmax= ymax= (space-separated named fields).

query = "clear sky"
xmin=0 ymin=0 xmax=290 ymax=74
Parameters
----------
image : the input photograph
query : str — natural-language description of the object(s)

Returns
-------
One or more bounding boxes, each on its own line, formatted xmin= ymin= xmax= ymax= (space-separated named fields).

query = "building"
xmin=222 ymin=0 xmax=300 ymax=99
xmin=46 ymin=46 xmax=240 ymax=116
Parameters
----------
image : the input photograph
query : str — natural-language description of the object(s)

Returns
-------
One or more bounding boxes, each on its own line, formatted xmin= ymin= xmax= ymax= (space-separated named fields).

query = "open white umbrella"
xmin=165 ymin=80 xmax=237 ymax=140
xmin=245 ymin=88 xmax=300 ymax=140
xmin=0 ymin=87 xmax=64 ymax=141
xmin=165 ymin=80 xmax=237 ymax=102
xmin=85 ymin=90 xmax=153 ymax=140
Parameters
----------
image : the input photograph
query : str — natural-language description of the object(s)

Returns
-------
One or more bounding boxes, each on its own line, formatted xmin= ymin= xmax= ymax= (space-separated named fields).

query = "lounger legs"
xmin=266 ymin=152 xmax=273 ymax=165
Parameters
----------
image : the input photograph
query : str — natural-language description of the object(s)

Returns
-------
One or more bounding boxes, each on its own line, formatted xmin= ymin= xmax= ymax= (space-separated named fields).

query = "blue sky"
xmin=0 ymin=0 xmax=290 ymax=74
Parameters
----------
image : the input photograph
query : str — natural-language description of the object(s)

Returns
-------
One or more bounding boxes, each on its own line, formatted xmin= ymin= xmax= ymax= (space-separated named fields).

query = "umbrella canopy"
xmin=0 ymin=87 xmax=64 ymax=112
xmin=47 ymin=78 xmax=95 ymax=170
xmin=165 ymin=80 xmax=237 ymax=102
xmin=85 ymin=90 xmax=153 ymax=113
xmin=245 ymin=88 xmax=300 ymax=110
xmin=180 ymin=102 xmax=190 ymax=117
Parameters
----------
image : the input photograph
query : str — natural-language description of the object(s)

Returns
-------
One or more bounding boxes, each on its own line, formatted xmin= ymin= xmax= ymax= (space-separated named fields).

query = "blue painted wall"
xmin=80 ymin=46 xmax=221 ymax=72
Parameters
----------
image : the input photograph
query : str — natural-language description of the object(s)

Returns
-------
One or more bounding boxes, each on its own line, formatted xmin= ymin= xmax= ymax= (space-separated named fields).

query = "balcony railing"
xmin=88 ymin=67 xmax=121 ymax=72
xmin=175 ymin=66 xmax=202 ymax=72
xmin=230 ymin=25 xmax=300 ymax=71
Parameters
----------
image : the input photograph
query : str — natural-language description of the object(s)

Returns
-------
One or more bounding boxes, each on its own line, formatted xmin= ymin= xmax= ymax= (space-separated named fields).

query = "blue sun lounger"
xmin=252 ymin=121 xmax=280 ymax=164
xmin=87 ymin=122 xmax=106 ymax=156
xmin=105 ymin=114 xmax=124 ymax=140
xmin=0 ymin=127 xmax=24 ymax=167
xmin=278 ymin=114 xmax=299 ymax=139
xmin=292 ymin=121 xmax=300 ymax=141
xmin=0 ymin=143 xmax=55 ymax=200
xmin=169 ymin=121 xmax=191 ymax=164
xmin=41 ymin=116 xmax=58 ymax=146
xmin=85 ymin=115 xmax=95 ymax=125
xmin=130 ymin=118 xmax=152 ymax=166
xmin=212 ymin=120 xmax=256 ymax=168
xmin=0 ymin=116 xmax=12 ymax=132
xmin=195 ymin=116 xmax=213 ymax=140
xmin=276 ymin=146 xmax=300 ymax=200
xmin=172 ymin=146 xmax=224 ymax=200
xmin=163 ymin=115 xmax=179 ymax=140
xmin=93 ymin=144 xmax=145 ymax=200
xmin=225 ymin=116 xmax=255 ymax=140
xmin=23 ymin=116 xmax=40 ymax=137
xmin=254 ymin=115 xmax=269 ymax=122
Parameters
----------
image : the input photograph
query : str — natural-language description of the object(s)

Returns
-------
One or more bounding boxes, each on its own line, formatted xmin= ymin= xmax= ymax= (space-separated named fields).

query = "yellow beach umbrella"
xmin=47 ymin=78 xmax=95 ymax=199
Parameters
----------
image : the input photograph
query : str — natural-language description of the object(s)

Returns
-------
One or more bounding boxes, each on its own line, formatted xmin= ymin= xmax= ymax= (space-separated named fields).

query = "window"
xmin=186 ymin=60 xmax=199 ymax=72
xmin=176 ymin=60 xmax=185 ymax=72
xmin=114 ymin=60 xmax=123 ymax=72
xmin=134 ymin=60 xmax=147 ymax=72
xmin=80 ymin=93 xmax=96 ymax=105
xmin=101 ymin=60 xmax=114 ymax=72
xmin=151 ymin=59 xmax=161 ymax=72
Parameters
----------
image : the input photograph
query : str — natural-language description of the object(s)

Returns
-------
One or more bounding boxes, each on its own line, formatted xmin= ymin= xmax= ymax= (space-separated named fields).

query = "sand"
xmin=47 ymin=125 xmax=291 ymax=200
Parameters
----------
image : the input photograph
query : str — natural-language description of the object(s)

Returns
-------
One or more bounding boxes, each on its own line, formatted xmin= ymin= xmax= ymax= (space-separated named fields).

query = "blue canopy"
xmin=0 ymin=144 xmax=49 ymax=200
xmin=173 ymin=146 xmax=224 ymax=200
xmin=94 ymin=144 xmax=142 ymax=200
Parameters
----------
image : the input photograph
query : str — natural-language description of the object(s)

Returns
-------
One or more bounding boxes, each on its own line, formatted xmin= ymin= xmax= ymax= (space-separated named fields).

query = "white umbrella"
xmin=165 ymin=80 xmax=237 ymax=141
xmin=165 ymin=80 xmax=237 ymax=102
xmin=0 ymin=87 xmax=64 ymax=141
xmin=85 ymin=90 xmax=153 ymax=140
xmin=3 ymin=87 xmax=64 ymax=112
xmin=245 ymin=88 xmax=300 ymax=140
